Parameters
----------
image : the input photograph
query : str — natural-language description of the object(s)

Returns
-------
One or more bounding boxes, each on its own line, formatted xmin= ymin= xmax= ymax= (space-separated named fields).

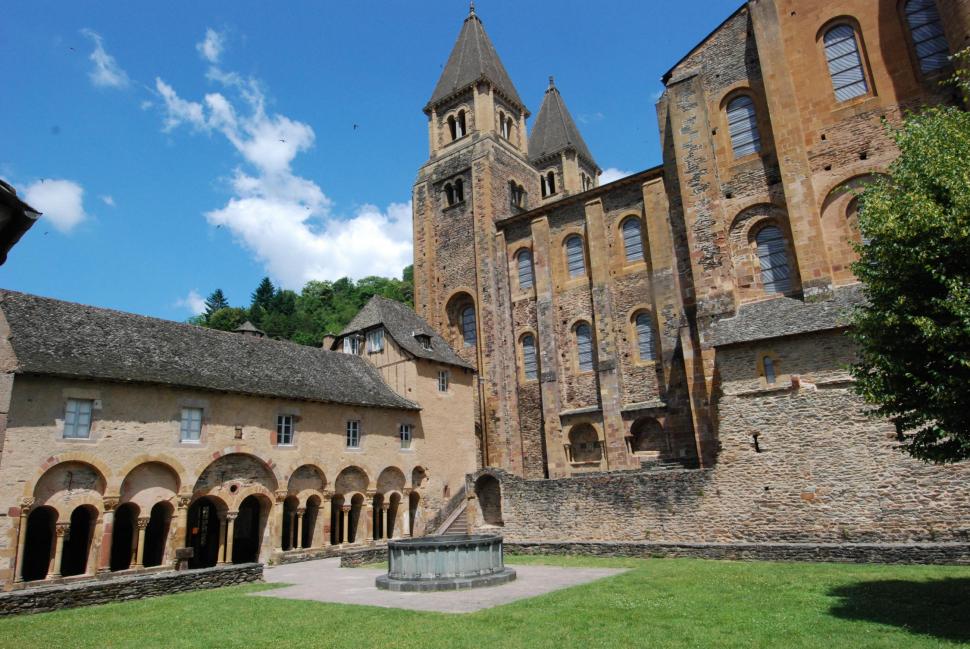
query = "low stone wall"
xmin=339 ymin=546 xmax=388 ymax=567
xmin=506 ymin=541 xmax=970 ymax=565
xmin=0 ymin=563 xmax=262 ymax=616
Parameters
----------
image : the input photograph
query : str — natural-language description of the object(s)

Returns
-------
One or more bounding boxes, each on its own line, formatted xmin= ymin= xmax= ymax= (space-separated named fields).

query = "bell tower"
xmin=413 ymin=4 xmax=542 ymax=476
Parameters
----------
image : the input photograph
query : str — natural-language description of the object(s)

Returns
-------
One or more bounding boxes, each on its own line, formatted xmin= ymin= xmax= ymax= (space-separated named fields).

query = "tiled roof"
xmin=0 ymin=290 xmax=419 ymax=410
xmin=528 ymin=78 xmax=598 ymax=170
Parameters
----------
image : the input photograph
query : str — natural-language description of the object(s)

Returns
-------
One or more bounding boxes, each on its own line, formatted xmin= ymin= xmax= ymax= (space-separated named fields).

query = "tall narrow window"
xmin=444 ymin=183 xmax=455 ymax=206
xmin=763 ymin=356 xmax=777 ymax=384
xmin=437 ymin=370 xmax=449 ymax=392
xmin=905 ymin=0 xmax=950 ymax=73
xmin=517 ymin=249 xmax=534 ymax=290
xmin=461 ymin=305 xmax=477 ymax=347
xmin=521 ymin=334 xmax=538 ymax=380
xmin=510 ymin=182 xmax=525 ymax=208
xmin=64 ymin=398 xmax=94 ymax=439
xmin=500 ymin=111 xmax=509 ymax=138
xmin=755 ymin=226 xmax=792 ymax=294
xmin=277 ymin=415 xmax=294 ymax=446
xmin=455 ymin=178 xmax=464 ymax=203
xmin=399 ymin=424 xmax=413 ymax=450
xmin=456 ymin=110 xmax=466 ymax=138
xmin=541 ymin=175 xmax=549 ymax=198
xmin=546 ymin=171 xmax=556 ymax=195
xmin=180 ymin=407 xmax=203 ymax=442
xmin=367 ymin=328 xmax=384 ymax=353
xmin=635 ymin=313 xmax=656 ymax=362
xmin=565 ymin=235 xmax=586 ymax=278
xmin=824 ymin=24 xmax=869 ymax=101
xmin=726 ymin=95 xmax=762 ymax=157
xmin=622 ymin=217 xmax=644 ymax=262
xmin=575 ymin=323 xmax=594 ymax=372
xmin=448 ymin=116 xmax=457 ymax=141
xmin=346 ymin=420 xmax=361 ymax=448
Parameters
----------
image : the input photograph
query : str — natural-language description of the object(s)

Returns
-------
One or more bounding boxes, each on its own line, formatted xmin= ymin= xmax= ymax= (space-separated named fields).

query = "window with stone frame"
xmin=726 ymin=94 xmax=762 ymax=158
xmin=621 ymin=217 xmax=644 ymax=262
xmin=565 ymin=235 xmax=587 ymax=278
xmin=276 ymin=414 xmax=295 ymax=446
xmin=346 ymin=420 xmax=361 ymax=449
xmin=575 ymin=322 xmax=594 ymax=372
xmin=461 ymin=305 xmax=477 ymax=347
xmin=180 ymin=407 xmax=203 ymax=442
xmin=521 ymin=334 xmax=538 ymax=381
xmin=438 ymin=370 xmax=450 ymax=392
xmin=823 ymin=24 xmax=869 ymax=101
xmin=399 ymin=423 xmax=413 ymax=450
xmin=755 ymin=225 xmax=793 ymax=294
xmin=516 ymin=248 xmax=534 ymax=290
xmin=904 ymin=0 xmax=950 ymax=74
xmin=64 ymin=398 xmax=94 ymax=439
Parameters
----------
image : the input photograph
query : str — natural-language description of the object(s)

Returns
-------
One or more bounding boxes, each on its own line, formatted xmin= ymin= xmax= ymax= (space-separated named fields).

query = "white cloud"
xmin=140 ymin=100 xmax=154 ymax=111
xmin=176 ymin=290 xmax=206 ymax=315
xmin=156 ymin=54 xmax=413 ymax=288
xmin=600 ymin=168 xmax=633 ymax=185
xmin=196 ymin=28 xmax=225 ymax=64
xmin=22 ymin=179 xmax=88 ymax=233
xmin=81 ymin=29 xmax=129 ymax=88
xmin=100 ymin=195 xmax=115 ymax=207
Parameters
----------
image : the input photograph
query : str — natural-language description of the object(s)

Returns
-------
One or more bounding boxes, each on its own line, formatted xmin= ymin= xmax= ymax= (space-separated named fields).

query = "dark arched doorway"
xmin=348 ymin=494 xmax=364 ymax=543
xmin=60 ymin=506 xmax=96 ymax=577
xmin=231 ymin=495 xmax=264 ymax=564
xmin=475 ymin=474 xmax=503 ymax=526
xmin=330 ymin=495 xmax=345 ymax=545
xmin=111 ymin=503 xmax=138 ymax=571
xmin=303 ymin=496 xmax=320 ymax=548
xmin=281 ymin=496 xmax=298 ymax=551
xmin=408 ymin=492 xmax=420 ymax=536
xmin=387 ymin=493 xmax=401 ymax=539
xmin=21 ymin=506 xmax=56 ymax=582
xmin=186 ymin=498 xmax=221 ymax=569
xmin=142 ymin=502 xmax=172 ymax=568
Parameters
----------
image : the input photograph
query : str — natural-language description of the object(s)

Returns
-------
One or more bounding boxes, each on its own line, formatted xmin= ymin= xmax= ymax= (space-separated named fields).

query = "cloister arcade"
xmin=12 ymin=451 xmax=426 ymax=584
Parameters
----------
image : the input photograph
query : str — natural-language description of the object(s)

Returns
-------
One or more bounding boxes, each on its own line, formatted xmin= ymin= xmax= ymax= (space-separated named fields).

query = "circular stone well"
xmin=375 ymin=534 xmax=516 ymax=592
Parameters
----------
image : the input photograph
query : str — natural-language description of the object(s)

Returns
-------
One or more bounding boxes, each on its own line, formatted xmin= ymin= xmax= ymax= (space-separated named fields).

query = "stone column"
xmin=402 ymin=488 xmax=412 ymax=538
xmin=273 ymin=491 xmax=286 ymax=552
xmin=13 ymin=498 xmax=33 ymax=583
xmin=321 ymin=493 xmax=333 ymax=547
xmin=87 ymin=516 xmax=103 ymax=576
xmin=49 ymin=522 xmax=70 ymax=579
xmin=171 ymin=496 xmax=190 ymax=554
xmin=97 ymin=497 xmax=118 ymax=574
xmin=296 ymin=509 xmax=305 ymax=549
xmin=287 ymin=511 xmax=296 ymax=550
xmin=216 ymin=513 xmax=228 ymax=565
xmin=340 ymin=505 xmax=350 ymax=544
xmin=225 ymin=512 xmax=237 ymax=565
xmin=133 ymin=516 xmax=149 ymax=568
xmin=380 ymin=504 xmax=390 ymax=541
xmin=364 ymin=491 xmax=376 ymax=542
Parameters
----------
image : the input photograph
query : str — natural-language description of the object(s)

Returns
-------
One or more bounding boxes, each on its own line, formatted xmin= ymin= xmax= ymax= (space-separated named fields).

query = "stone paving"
xmin=255 ymin=557 xmax=626 ymax=613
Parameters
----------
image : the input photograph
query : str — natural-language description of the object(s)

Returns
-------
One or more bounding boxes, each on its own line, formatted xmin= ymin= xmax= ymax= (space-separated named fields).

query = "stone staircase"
xmin=639 ymin=455 xmax=701 ymax=471
xmin=440 ymin=504 xmax=470 ymax=536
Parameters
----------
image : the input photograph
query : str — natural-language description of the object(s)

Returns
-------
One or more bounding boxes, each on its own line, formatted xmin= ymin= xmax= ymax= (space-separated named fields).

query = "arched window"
xmin=547 ymin=171 xmax=556 ymax=195
xmin=444 ymin=183 xmax=455 ymax=206
xmin=507 ymin=116 xmax=515 ymax=139
xmin=621 ymin=217 xmax=644 ymax=262
xmin=823 ymin=24 xmax=869 ymax=101
xmin=455 ymin=178 xmax=464 ymax=203
xmin=635 ymin=312 xmax=655 ymax=362
xmin=575 ymin=322 xmax=594 ymax=372
xmin=456 ymin=110 xmax=467 ymax=138
xmin=568 ymin=425 xmax=601 ymax=463
xmin=521 ymin=334 xmax=538 ymax=380
xmin=763 ymin=355 xmax=777 ymax=384
xmin=447 ymin=116 xmax=457 ymax=141
xmin=500 ymin=111 xmax=510 ymax=138
xmin=904 ymin=0 xmax=950 ymax=73
xmin=461 ymin=305 xmax=476 ymax=347
xmin=726 ymin=95 xmax=762 ymax=157
xmin=755 ymin=226 xmax=792 ymax=294
xmin=516 ymin=249 xmax=534 ymax=289
xmin=510 ymin=181 xmax=525 ymax=208
xmin=565 ymin=235 xmax=586 ymax=278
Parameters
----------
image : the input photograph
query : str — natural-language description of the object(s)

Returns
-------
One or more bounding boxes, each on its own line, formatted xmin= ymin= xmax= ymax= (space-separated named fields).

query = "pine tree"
xmin=204 ymin=289 xmax=230 ymax=318
xmin=249 ymin=277 xmax=276 ymax=325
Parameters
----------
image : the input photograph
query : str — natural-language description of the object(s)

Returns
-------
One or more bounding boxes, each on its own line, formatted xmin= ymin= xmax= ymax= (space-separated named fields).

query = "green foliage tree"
xmin=204 ymin=289 xmax=229 ymax=318
xmin=249 ymin=277 xmax=276 ymax=326
xmin=850 ymin=52 xmax=970 ymax=463
xmin=207 ymin=307 xmax=249 ymax=332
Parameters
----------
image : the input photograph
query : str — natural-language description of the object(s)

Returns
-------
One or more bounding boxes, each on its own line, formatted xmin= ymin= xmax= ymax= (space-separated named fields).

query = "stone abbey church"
xmin=2 ymin=0 xmax=970 ymax=595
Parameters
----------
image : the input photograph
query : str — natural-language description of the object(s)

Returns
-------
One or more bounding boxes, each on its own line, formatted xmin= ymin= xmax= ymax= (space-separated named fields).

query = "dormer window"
xmin=343 ymin=335 xmax=363 ymax=355
xmin=415 ymin=334 xmax=433 ymax=350
xmin=367 ymin=328 xmax=384 ymax=353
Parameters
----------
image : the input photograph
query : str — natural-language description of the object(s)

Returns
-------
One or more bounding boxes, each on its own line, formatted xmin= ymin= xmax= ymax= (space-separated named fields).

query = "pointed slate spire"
xmin=426 ymin=6 xmax=525 ymax=112
xmin=528 ymin=77 xmax=599 ymax=170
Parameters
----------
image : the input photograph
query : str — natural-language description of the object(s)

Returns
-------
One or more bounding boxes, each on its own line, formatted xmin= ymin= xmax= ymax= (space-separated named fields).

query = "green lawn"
xmin=1 ymin=555 xmax=969 ymax=649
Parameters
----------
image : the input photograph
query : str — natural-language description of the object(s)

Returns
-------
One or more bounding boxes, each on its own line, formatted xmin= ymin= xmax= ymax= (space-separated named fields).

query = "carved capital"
xmin=275 ymin=490 xmax=288 ymax=504
xmin=381 ymin=503 xmax=390 ymax=512
xmin=102 ymin=497 xmax=120 ymax=512
xmin=323 ymin=491 xmax=334 ymax=502
xmin=296 ymin=507 xmax=306 ymax=516
xmin=177 ymin=495 xmax=192 ymax=509
xmin=19 ymin=497 xmax=35 ymax=514
xmin=136 ymin=517 xmax=150 ymax=530
xmin=340 ymin=505 xmax=352 ymax=513
xmin=402 ymin=487 xmax=413 ymax=496
xmin=55 ymin=522 xmax=71 ymax=537
xmin=226 ymin=512 xmax=239 ymax=522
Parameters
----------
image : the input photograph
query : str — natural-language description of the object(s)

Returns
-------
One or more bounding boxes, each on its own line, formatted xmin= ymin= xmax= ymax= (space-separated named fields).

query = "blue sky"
xmin=2 ymin=0 xmax=741 ymax=320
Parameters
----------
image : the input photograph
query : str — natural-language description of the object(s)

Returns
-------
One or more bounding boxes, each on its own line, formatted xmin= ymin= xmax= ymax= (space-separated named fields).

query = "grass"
xmin=1 ymin=555 xmax=969 ymax=649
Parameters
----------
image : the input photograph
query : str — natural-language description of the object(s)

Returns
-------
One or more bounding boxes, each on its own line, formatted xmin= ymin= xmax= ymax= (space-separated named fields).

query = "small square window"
xmin=367 ymin=328 xmax=384 ymax=353
xmin=277 ymin=414 xmax=295 ymax=446
xmin=64 ymin=398 xmax=93 ymax=439
xmin=343 ymin=336 xmax=363 ymax=355
xmin=180 ymin=407 xmax=203 ymax=442
xmin=438 ymin=370 xmax=449 ymax=392
xmin=346 ymin=420 xmax=361 ymax=449
xmin=399 ymin=424 xmax=413 ymax=450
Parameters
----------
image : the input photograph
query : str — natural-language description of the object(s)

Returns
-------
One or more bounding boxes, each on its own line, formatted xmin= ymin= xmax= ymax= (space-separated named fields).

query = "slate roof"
xmin=706 ymin=284 xmax=866 ymax=347
xmin=528 ymin=78 xmax=599 ymax=170
xmin=0 ymin=290 xmax=419 ymax=410
xmin=339 ymin=296 xmax=475 ymax=370
xmin=427 ymin=7 xmax=524 ymax=112
xmin=0 ymin=180 xmax=41 ymax=266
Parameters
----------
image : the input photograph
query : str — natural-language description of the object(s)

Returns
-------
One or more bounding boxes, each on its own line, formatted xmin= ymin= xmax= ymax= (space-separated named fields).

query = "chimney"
xmin=322 ymin=333 xmax=338 ymax=350
xmin=233 ymin=321 xmax=266 ymax=338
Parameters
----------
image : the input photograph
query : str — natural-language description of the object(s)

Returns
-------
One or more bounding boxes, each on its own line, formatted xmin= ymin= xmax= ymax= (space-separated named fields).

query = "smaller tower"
xmin=529 ymin=77 xmax=601 ymax=199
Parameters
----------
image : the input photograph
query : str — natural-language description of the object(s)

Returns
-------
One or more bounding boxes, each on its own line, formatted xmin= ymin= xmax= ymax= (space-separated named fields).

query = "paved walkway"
xmin=255 ymin=557 xmax=626 ymax=613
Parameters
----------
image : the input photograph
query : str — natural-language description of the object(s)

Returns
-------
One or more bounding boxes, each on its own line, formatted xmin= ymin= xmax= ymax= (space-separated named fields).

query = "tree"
xmin=207 ymin=307 xmax=249 ymax=332
xmin=204 ymin=289 xmax=229 ymax=318
xmin=250 ymin=277 xmax=276 ymax=326
xmin=850 ymin=53 xmax=970 ymax=463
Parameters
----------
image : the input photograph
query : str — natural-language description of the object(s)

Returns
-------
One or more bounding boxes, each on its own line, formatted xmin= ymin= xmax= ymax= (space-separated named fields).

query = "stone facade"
xmin=417 ymin=1 xmax=970 ymax=545
xmin=0 ymin=293 xmax=478 ymax=590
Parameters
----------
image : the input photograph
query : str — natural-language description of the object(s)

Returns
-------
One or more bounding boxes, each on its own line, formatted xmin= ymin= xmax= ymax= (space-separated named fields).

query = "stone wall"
xmin=0 ymin=563 xmax=262 ymax=616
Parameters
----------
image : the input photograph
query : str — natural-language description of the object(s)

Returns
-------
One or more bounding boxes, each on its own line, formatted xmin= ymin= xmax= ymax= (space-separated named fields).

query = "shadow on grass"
xmin=828 ymin=578 xmax=970 ymax=643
